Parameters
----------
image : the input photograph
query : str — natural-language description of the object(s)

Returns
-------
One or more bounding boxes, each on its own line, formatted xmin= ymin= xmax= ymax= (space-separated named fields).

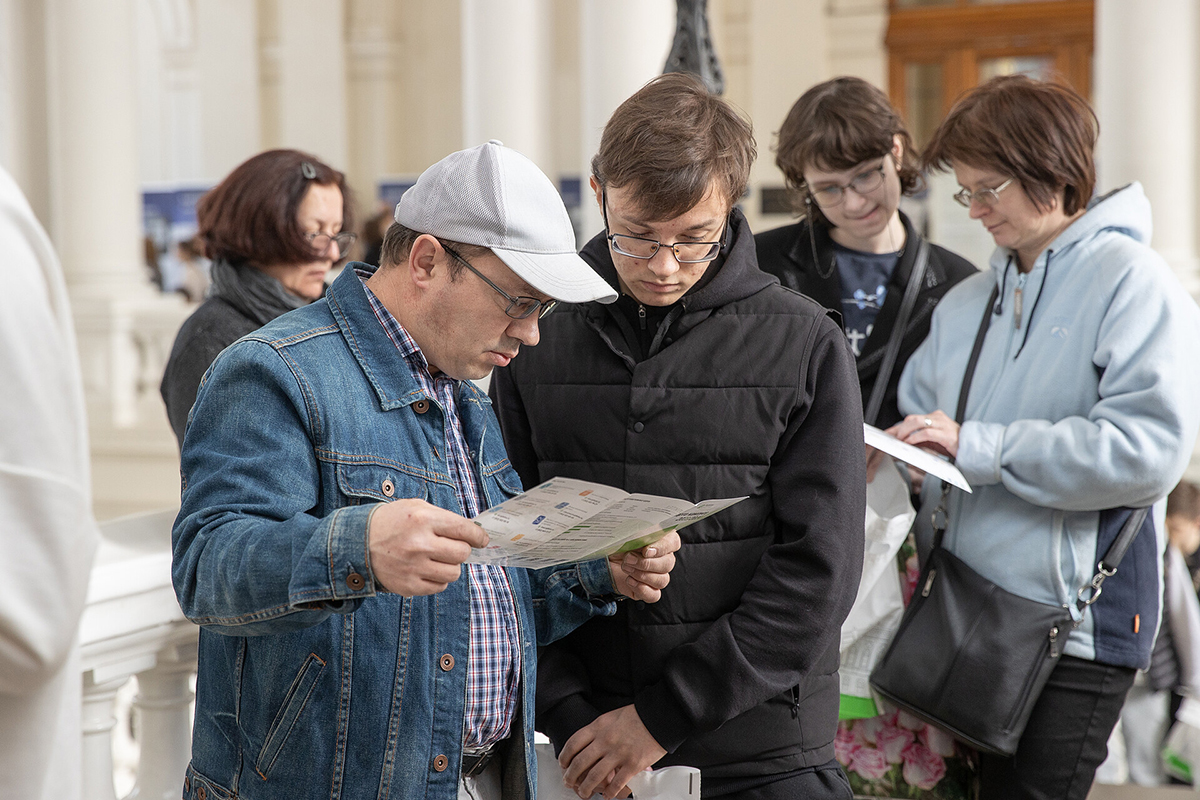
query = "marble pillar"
xmin=1095 ymin=0 xmax=1200 ymax=296
xmin=578 ymin=0 xmax=676 ymax=239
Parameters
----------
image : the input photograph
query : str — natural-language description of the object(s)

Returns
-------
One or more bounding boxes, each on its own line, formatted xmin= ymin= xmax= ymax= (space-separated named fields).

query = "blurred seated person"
xmin=160 ymin=149 xmax=355 ymax=446
xmin=360 ymin=205 xmax=391 ymax=266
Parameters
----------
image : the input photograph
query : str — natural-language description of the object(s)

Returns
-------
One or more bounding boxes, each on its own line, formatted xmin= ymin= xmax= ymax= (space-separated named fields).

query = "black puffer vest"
xmin=492 ymin=210 xmax=866 ymax=779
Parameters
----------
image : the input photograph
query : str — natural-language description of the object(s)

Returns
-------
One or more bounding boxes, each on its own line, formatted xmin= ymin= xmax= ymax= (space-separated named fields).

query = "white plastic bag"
xmin=536 ymin=743 xmax=701 ymax=799
xmin=1163 ymin=696 xmax=1200 ymax=784
xmin=838 ymin=457 xmax=915 ymax=717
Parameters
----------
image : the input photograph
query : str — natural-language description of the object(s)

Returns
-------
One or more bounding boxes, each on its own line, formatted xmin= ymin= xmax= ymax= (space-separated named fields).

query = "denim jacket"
xmin=172 ymin=264 xmax=618 ymax=800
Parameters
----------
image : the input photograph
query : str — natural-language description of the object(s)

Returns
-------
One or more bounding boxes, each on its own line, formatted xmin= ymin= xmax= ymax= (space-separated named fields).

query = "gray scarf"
xmin=208 ymin=259 xmax=310 ymax=327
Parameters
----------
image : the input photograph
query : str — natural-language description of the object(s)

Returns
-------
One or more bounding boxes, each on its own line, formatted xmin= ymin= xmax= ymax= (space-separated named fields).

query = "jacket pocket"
xmin=336 ymin=462 xmax=428 ymax=504
xmin=255 ymin=653 xmax=326 ymax=779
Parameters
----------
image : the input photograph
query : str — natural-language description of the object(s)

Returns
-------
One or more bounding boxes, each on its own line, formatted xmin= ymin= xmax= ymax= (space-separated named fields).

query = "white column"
xmin=195 ymin=0 xmax=262 ymax=180
xmin=276 ymin=0 xmax=348 ymax=167
xmin=81 ymin=674 xmax=130 ymax=800
xmin=0 ymin=0 xmax=52 ymax=222
xmin=1094 ymin=0 xmax=1200 ymax=296
xmin=578 ymin=0 xmax=675 ymax=239
xmin=347 ymin=0 xmax=397 ymax=217
xmin=126 ymin=642 xmax=197 ymax=800
xmin=461 ymin=0 xmax=553 ymax=171
xmin=45 ymin=0 xmax=150 ymax=297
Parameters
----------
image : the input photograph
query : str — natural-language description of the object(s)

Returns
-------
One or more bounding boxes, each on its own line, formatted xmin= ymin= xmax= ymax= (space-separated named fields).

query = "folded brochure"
xmin=864 ymin=423 xmax=971 ymax=493
xmin=469 ymin=477 xmax=746 ymax=569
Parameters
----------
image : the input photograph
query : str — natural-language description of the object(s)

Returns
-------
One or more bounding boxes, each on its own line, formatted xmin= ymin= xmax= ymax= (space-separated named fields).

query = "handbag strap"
xmin=928 ymin=283 xmax=1151 ymax=615
xmin=1076 ymin=506 xmax=1151 ymax=613
xmin=863 ymin=238 xmax=931 ymax=426
xmin=930 ymin=284 xmax=998 ymax=550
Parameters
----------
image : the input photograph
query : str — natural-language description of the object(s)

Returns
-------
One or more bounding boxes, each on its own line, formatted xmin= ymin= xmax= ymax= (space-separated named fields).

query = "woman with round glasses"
xmin=756 ymin=76 xmax=975 ymax=428
xmin=890 ymin=75 xmax=1200 ymax=799
xmin=160 ymin=149 xmax=356 ymax=445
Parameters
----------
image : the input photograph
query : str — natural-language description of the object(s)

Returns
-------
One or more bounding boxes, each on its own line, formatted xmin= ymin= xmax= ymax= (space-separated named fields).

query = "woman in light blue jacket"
xmin=890 ymin=75 xmax=1200 ymax=799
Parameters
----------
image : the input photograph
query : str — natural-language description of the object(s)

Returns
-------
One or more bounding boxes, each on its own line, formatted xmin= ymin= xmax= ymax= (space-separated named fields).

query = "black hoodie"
xmin=490 ymin=208 xmax=866 ymax=782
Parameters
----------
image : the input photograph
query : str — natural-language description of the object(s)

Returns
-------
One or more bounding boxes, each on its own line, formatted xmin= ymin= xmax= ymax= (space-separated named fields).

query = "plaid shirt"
xmin=358 ymin=269 xmax=521 ymax=749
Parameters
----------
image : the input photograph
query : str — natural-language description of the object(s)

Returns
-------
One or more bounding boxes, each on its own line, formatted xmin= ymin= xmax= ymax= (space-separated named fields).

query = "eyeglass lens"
xmin=953 ymin=179 xmax=1012 ymax=209
xmin=443 ymin=244 xmax=557 ymax=320
xmin=609 ymin=235 xmax=721 ymax=263
xmin=809 ymin=166 xmax=885 ymax=208
xmin=307 ymin=232 xmax=357 ymax=252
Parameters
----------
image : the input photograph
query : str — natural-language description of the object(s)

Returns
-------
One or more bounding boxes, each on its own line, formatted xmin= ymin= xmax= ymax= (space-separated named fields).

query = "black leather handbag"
xmin=869 ymin=285 xmax=1149 ymax=757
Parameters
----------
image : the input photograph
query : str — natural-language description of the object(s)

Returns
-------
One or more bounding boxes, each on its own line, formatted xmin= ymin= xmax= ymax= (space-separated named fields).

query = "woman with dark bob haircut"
xmin=756 ymin=76 xmax=975 ymax=428
xmin=887 ymin=74 xmax=1200 ymax=798
xmin=160 ymin=149 xmax=356 ymax=445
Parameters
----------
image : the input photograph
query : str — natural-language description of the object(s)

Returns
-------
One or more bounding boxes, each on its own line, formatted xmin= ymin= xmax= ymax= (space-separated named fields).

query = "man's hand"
xmin=608 ymin=531 xmax=680 ymax=603
xmin=559 ymin=705 xmax=667 ymax=800
xmin=367 ymin=499 xmax=488 ymax=596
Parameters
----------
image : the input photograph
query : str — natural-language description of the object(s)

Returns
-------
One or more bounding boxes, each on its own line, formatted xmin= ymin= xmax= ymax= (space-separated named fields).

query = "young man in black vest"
xmin=490 ymin=73 xmax=866 ymax=800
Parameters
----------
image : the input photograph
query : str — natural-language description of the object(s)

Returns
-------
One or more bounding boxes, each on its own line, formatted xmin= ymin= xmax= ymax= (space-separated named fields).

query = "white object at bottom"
xmin=535 ymin=743 xmax=701 ymax=799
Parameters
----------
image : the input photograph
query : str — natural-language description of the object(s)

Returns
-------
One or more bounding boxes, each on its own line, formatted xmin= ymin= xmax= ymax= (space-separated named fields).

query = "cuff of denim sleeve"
xmin=541 ymin=694 xmax=602 ymax=756
xmin=633 ymin=683 xmax=692 ymax=754
xmin=956 ymin=420 xmax=1005 ymax=487
xmin=325 ymin=503 xmax=379 ymax=600
xmin=577 ymin=556 xmax=618 ymax=597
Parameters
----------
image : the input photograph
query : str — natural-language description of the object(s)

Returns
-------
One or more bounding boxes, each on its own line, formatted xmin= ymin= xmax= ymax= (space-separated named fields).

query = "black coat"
xmin=490 ymin=210 xmax=866 ymax=780
xmin=755 ymin=212 xmax=977 ymax=428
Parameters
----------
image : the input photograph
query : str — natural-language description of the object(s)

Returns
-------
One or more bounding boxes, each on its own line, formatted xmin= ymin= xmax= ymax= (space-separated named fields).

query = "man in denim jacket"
xmin=171 ymin=141 xmax=680 ymax=800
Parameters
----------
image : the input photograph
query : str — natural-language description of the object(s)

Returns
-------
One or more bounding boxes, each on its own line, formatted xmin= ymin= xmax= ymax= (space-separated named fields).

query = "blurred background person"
xmin=359 ymin=205 xmax=391 ymax=267
xmin=756 ymin=76 xmax=975 ymax=429
xmin=892 ymin=75 xmax=1200 ymax=799
xmin=175 ymin=234 xmax=211 ymax=303
xmin=0 ymin=163 xmax=99 ymax=800
xmin=1098 ymin=479 xmax=1200 ymax=786
xmin=159 ymin=149 xmax=355 ymax=446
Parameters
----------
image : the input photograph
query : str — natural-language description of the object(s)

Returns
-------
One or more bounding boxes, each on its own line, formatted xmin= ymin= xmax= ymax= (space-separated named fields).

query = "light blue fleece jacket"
xmin=899 ymin=182 xmax=1200 ymax=668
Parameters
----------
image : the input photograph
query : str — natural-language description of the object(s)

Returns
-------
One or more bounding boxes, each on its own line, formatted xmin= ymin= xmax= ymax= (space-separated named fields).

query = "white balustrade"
xmin=81 ymin=508 xmax=196 ymax=800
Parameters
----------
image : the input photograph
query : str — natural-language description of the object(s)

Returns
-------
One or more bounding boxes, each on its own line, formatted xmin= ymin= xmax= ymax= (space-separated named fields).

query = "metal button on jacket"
xmin=633 ymin=421 xmax=645 ymax=433
xmin=413 ymin=399 xmax=430 ymax=414
xmin=346 ymin=572 xmax=366 ymax=591
xmin=433 ymin=754 xmax=449 ymax=772
xmin=381 ymin=478 xmax=395 ymax=497
xmin=440 ymin=654 xmax=455 ymax=671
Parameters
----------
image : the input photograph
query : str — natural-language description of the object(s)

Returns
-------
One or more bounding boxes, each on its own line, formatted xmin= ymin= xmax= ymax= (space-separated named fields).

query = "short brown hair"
xmin=377 ymin=221 xmax=488 ymax=279
xmin=923 ymin=75 xmax=1097 ymax=215
xmin=1169 ymin=481 xmax=1200 ymax=520
xmin=775 ymin=76 xmax=921 ymax=224
xmin=197 ymin=149 xmax=354 ymax=266
xmin=591 ymin=72 xmax=755 ymax=221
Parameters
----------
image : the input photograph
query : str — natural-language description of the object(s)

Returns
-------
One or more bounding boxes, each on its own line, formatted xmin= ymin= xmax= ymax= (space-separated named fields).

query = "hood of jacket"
xmin=987 ymin=181 xmax=1152 ymax=280
xmin=578 ymin=206 xmax=778 ymax=313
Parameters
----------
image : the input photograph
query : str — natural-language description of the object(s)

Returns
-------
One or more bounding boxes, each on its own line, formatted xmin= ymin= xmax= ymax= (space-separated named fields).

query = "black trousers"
xmin=979 ymin=655 xmax=1136 ymax=800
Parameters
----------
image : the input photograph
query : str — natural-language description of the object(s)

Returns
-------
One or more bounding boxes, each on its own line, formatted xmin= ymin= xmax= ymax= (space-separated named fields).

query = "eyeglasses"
xmin=306 ymin=231 xmax=357 ymax=254
xmin=601 ymin=195 xmax=724 ymax=263
xmin=806 ymin=164 xmax=887 ymax=208
xmin=441 ymin=244 xmax=558 ymax=320
xmin=953 ymin=178 xmax=1014 ymax=209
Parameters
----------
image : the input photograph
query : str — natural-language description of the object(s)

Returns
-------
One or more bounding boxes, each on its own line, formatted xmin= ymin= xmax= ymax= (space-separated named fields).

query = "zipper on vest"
xmin=790 ymin=686 xmax=800 ymax=719
xmin=1013 ymin=272 xmax=1029 ymax=330
xmin=637 ymin=303 xmax=647 ymax=330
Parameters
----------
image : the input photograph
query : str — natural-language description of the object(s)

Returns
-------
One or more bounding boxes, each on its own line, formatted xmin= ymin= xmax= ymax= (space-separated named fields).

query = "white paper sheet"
xmin=469 ymin=477 xmax=746 ymax=569
xmin=864 ymin=423 xmax=972 ymax=493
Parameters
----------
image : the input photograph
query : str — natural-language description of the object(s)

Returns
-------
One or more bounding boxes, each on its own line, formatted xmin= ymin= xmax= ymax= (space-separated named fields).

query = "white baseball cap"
xmin=395 ymin=140 xmax=617 ymax=304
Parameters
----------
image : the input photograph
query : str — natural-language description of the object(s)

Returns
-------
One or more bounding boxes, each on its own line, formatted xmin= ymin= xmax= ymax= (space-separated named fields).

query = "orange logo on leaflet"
xmin=512 ymin=534 xmax=524 ymax=542
xmin=579 ymin=490 xmax=593 ymax=497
